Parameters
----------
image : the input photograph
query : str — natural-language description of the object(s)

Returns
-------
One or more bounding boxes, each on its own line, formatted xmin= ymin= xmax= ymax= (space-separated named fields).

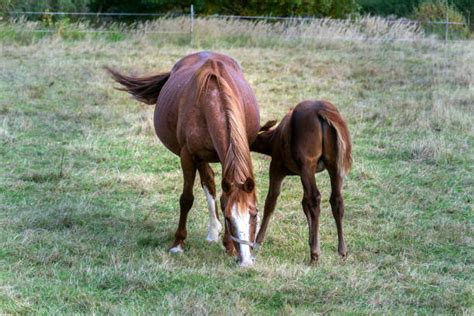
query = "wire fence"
xmin=6 ymin=8 xmax=472 ymax=41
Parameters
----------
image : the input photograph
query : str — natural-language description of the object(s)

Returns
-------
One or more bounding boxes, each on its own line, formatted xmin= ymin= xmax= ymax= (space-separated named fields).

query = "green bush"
xmin=3 ymin=0 xmax=90 ymax=13
xmin=413 ymin=0 xmax=468 ymax=38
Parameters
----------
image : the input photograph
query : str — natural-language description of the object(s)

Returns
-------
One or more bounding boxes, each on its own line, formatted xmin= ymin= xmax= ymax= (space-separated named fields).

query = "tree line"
xmin=3 ymin=0 xmax=473 ymax=24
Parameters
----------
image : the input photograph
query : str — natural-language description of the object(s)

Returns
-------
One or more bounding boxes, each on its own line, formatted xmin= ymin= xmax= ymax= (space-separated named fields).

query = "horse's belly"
xmin=154 ymin=100 xmax=181 ymax=156
xmin=185 ymin=128 xmax=220 ymax=162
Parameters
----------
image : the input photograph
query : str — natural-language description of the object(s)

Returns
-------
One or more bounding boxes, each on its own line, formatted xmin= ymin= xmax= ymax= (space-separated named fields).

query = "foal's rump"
xmin=292 ymin=100 xmax=352 ymax=176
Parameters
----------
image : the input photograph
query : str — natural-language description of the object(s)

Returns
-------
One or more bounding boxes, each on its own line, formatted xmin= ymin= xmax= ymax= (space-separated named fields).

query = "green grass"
xmin=1 ymin=20 xmax=473 ymax=314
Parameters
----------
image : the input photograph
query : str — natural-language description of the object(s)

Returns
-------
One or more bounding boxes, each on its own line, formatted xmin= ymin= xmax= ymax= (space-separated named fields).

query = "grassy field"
xmin=1 ymin=19 xmax=473 ymax=314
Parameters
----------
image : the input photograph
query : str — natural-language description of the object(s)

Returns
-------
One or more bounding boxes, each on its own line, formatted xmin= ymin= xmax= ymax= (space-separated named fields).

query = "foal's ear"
xmin=242 ymin=177 xmax=255 ymax=193
xmin=259 ymin=120 xmax=278 ymax=132
xmin=222 ymin=179 xmax=231 ymax=193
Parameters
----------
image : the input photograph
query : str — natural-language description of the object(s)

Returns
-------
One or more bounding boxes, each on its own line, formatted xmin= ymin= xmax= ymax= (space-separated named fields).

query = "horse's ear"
xmin=222 ymin=179 xmax=231 ymax=193
xmin=260 ymin=120 xmax=278 ymax=132
xmin=242 ymin=177 xmax=255 ymax=193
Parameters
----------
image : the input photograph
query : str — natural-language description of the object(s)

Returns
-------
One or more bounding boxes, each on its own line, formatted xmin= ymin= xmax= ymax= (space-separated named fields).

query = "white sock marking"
xmin=203 ymin=186 xmax=222 ymax=242
xmin=169 ymin=244 xmax=184 ymax=253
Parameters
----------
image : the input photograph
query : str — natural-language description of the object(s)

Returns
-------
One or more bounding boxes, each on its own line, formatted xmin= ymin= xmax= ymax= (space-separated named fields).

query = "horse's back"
xmin=171 ymin=51 xmax=242 ymax=75
xmin=154 ymin=51 xmax=258 ymax=160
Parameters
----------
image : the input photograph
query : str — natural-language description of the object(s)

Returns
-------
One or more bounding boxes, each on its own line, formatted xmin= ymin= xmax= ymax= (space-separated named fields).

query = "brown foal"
xmin=107 ymin=52 xmax=260 ymax=266
xmin=251 ymin=100 xmax=352 ymax=262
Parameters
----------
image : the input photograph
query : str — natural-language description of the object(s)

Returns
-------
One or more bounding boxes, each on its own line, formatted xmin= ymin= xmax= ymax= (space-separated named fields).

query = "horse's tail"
xmin=316 ymin=101 xmax=352 ymax=177
xmin=105 ymin=66 xmax=170 ymax=105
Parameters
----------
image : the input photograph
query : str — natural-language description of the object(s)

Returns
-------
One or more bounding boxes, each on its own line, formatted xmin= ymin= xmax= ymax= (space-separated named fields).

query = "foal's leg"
xmin=300 ymin=166 xmax=322 ymax=263
xmin=328 ymin=167 xmax=348 ymax=258
xmin=170 ymin=148 xmax=197 ymax=253
xmin=197 ymin=163 xmax=222 ymax=242
xmin=255 ymin=164 xmax=285 ymax=246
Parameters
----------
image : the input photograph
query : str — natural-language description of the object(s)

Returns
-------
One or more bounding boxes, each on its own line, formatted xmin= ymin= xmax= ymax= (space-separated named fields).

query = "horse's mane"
xmin=195 ymin=60 xmax=254 ymax=188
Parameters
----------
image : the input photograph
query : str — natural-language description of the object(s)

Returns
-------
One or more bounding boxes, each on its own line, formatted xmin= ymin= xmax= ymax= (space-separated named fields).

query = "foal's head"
xmin=250 ymin=120 xmax=279 ymax=156
xmin=221 ymin=176 xmax=258 ymax=267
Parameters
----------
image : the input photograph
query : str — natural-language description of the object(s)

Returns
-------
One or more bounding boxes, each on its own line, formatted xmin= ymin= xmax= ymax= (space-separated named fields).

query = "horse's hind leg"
xmin=198 ymin=163 xmax=222 ymax=242
xmin=170 ymin=148 xmax=197 ymax=253
xmin=328 ymin=167 xmax=348 ymax=258
xmin=256 ymin=162 xmax=285 ymax=246
xmin=300 ymin=165 xmax=322 ymax=263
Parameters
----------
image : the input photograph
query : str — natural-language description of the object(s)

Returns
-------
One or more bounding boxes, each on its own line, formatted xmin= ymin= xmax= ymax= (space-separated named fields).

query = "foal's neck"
xmin=250 ymin=130 xmax=276 ymax=156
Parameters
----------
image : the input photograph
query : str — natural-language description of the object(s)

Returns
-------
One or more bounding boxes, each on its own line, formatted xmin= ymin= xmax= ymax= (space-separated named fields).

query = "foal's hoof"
xmin=339 ymin=250 xmax=348 ymax=260
xmin=169 ymin=244 xmax=184 ymax=254
xmin=310 ymin=253 xmax=321 ymax=264
xmin=338 ymin=245 xmax=348 ymax=259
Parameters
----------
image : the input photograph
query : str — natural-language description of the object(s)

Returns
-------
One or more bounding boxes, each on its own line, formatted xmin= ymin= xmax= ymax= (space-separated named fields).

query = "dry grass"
xmin=0 ymin=18 xmax=473 ymax=314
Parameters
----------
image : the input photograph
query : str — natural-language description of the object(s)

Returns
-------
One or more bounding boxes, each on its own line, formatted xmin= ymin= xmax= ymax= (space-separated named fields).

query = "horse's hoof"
xmin=206 ymin=235 xmax=219 ymax=242
xmin=206 ymin=229 xmax=220 ymax=243
xmin=169 ymin=244 xmax=184 ymax=254
xmin=206 ymin=220 xmax=222 ymax=242
xmin=253 ymin=243 xmax=261 ymax=251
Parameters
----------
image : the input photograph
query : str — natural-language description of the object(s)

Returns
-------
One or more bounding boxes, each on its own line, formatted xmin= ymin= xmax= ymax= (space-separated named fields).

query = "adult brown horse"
xmin=251 ymin=100 xmax=352 ymax=263
xmin=107 ymin=51 xmax=260 ymax=266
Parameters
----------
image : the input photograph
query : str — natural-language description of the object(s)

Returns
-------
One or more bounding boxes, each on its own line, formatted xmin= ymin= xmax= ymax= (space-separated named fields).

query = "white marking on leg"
xmin=231 ymin=204 xmax=254 ymax=267
xmin=169 ymin=244 xmax=184 ymax=253
xmin=203 ymin=186 xmax=222 ymax=242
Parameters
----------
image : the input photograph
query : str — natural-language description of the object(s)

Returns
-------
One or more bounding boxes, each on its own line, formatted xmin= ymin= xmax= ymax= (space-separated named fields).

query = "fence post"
xmin=445 ymin=1 xmax=449 ymax=41
xmin=190 ymin=4 xmax=194 ymax=46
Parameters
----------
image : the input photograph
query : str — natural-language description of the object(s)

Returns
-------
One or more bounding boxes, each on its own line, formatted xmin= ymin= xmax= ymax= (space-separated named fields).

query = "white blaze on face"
xmin=203 ymin=186 xmax=222 ymax=242
xmin=231 ymin=204 xmax=254 ymax=267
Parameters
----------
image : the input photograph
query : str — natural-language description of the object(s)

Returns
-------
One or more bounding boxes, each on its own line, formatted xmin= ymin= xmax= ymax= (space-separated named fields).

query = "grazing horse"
xmin=107 ymin=52 xmax=260 ymax=266
xmin=251 ymin=100 xmax=352 ymax=263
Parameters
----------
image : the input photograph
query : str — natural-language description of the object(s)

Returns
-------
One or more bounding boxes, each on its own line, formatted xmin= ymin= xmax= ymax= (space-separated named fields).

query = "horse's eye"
xmin=222 ymin=180 xmax=231 ymax=193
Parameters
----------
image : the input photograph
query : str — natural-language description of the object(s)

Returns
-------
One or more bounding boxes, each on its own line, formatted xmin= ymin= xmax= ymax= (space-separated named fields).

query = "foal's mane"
xmin=195 ymin=60 xmax=254 ymax=188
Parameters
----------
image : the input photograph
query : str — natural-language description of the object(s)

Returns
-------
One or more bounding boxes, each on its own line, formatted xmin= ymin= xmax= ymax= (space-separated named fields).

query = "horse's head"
xmin=221 ymin=177 xmax=258 ymax=267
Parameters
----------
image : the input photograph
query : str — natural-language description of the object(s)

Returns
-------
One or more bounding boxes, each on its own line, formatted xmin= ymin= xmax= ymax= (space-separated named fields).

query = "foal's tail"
xmin=105 ymin=66 xmax=170 ymax=105
xmin=316 ymin=101 xmax=352 ymax=177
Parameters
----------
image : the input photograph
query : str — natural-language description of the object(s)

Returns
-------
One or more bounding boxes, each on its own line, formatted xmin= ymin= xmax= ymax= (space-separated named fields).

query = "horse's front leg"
xmin=255 ymin=164 xmax=285 ymax=247
xmin=197 ymin=163 xmax=222 ymax=242
xmin=170 ymin=148 xmax=197 ymax=253
xmin=300 ymin=166 xmax=321 ymax=263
